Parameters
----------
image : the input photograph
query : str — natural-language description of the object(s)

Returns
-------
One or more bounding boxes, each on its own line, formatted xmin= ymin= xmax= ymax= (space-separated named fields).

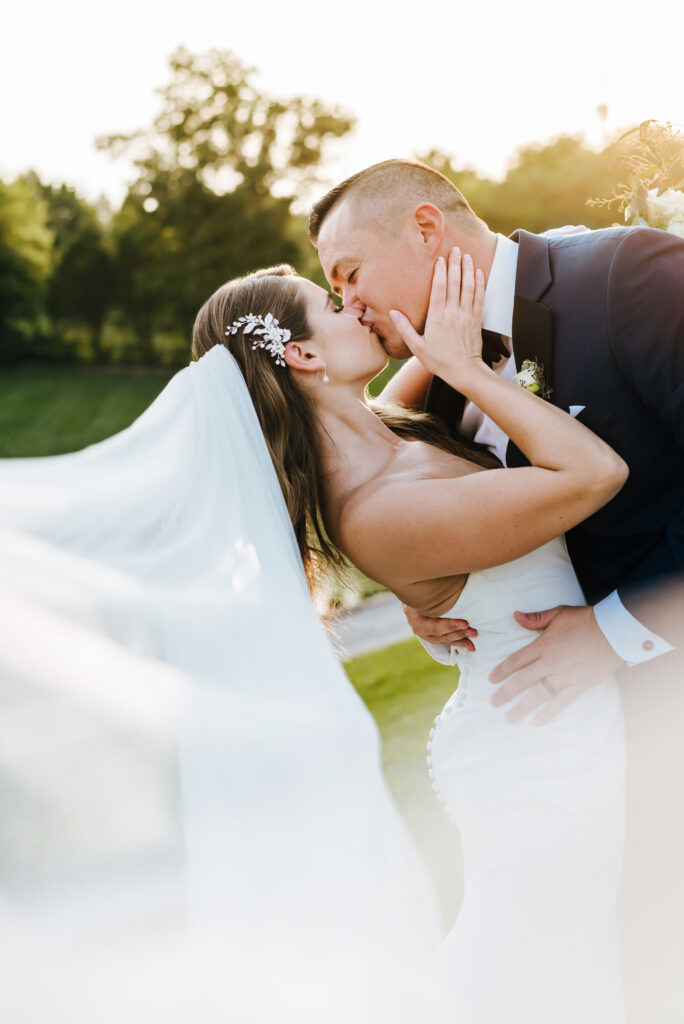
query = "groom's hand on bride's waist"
xmin=402 ymin=604 xmax=478 ymax=652
xmin=488 ymin=605 xmax=625 ymax=725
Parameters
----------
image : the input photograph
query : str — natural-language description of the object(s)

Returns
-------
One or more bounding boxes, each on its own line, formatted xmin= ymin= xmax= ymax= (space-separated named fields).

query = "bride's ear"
xmin=283 ymin=341 xmax=325 ymax=375
xmin=412 ymin=203 xmax=445 ymax=256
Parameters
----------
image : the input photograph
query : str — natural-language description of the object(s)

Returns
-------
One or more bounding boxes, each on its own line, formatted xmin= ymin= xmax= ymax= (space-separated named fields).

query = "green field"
xmin=0 ymin=364 xmax=174 ymax=457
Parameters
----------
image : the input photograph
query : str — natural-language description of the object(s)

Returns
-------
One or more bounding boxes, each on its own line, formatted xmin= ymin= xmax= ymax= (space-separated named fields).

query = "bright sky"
xmin=3 ymin=0 xmax=683 ymax=209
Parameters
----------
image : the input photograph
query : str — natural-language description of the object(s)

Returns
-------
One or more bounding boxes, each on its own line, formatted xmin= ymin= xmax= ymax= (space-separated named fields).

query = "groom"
xmin=308 ymin=158 xmax=684 ymax=711
xmin=308 ymin=158 xmax=684 ymax=1019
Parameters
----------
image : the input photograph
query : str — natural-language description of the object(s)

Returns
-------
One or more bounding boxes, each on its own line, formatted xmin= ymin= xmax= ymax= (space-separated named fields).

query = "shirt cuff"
xmin=418 ymin=637 xmax=460 ymax=667
xmin=593 ymin=590 xmax=675 ymax=665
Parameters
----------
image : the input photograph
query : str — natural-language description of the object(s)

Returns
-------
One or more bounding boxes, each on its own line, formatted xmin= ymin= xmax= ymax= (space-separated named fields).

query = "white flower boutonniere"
xmin=514 ymin=358 xmax=552 ymax=400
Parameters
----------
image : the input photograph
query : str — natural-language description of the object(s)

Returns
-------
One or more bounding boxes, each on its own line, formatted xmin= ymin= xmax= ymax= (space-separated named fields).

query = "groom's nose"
xmin=339 ymin=280 xmax=362 ymax=307
xmin=343 ymin=294 xmax=365 ymax=316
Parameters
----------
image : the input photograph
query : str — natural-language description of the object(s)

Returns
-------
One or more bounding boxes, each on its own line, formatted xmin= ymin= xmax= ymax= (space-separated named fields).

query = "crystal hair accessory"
xmin=226 ymin=313 xmax=291 ymax=367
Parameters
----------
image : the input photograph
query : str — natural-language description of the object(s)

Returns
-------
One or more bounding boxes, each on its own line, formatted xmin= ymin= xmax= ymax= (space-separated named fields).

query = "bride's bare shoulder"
xmin=329 ymin=441 xmax=479 ymax=538
xmin=329 ymin=445 xmax=485 ymax=590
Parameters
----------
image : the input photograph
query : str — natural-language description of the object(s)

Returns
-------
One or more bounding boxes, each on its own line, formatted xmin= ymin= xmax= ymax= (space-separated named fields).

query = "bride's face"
xmin=293 ymin=279 xmax=388 ymax=386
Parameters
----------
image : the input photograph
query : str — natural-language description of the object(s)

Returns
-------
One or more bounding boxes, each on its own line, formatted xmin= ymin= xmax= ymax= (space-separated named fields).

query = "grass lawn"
xmin=0 ymin=364 xmax=174 ymax=457
xmin=344 ymin=638 xmax=463 ymax=921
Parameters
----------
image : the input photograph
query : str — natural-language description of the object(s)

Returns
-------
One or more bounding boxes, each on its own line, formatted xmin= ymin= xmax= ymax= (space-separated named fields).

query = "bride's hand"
xmin=389 ymin=247 xmax=485 ymax=382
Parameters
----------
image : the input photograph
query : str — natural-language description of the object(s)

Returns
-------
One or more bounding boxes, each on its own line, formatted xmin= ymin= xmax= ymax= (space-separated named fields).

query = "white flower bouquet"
xmin=627 ymin=187 xmax=684 ymax=239
xmin=588 ymin=120 xmax=684 ymax=238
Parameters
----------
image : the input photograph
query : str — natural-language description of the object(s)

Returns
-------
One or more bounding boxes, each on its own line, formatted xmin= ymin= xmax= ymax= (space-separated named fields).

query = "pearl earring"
xmin=320 ymin=364 xmax=330 ymax=384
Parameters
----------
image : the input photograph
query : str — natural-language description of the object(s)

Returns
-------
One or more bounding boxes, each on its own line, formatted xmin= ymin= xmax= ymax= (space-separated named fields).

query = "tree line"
xmin=1 ymin=48 xmax=633 ymax=368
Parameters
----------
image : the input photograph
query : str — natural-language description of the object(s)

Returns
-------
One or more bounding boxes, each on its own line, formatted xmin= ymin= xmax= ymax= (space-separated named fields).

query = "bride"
xmin=193 ymin=248 xmax=628 ymax=1023
xmin=0 ymin=249 xmax=626 ymax=1022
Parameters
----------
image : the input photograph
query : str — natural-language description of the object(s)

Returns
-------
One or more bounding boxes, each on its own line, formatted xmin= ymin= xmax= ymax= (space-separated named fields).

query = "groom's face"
xmin=316 ymin=201 xmax=434 ymax=360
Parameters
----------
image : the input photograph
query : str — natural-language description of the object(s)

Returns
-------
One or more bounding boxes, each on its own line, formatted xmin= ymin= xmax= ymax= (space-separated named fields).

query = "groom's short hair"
xmin=308 ymin=158 xmax=476 ymax=244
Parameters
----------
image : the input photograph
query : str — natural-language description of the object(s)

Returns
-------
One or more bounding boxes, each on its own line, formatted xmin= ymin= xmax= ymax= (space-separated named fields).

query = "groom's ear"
xmin=411 ymin=204 xmax=445 ymax=255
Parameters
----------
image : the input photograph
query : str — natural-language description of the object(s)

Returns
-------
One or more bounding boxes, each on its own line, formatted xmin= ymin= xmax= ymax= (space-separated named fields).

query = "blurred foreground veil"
xmin=0 ymin=346 xmax=442 ymax=1023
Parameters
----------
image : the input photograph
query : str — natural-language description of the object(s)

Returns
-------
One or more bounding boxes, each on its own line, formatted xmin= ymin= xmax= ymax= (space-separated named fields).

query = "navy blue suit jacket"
xmin=425 ymin=227 xmax=684 ymax=642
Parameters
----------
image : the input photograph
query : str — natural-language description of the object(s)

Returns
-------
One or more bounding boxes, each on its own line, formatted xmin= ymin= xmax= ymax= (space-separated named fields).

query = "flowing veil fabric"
xmin=0 ymin=347 xmax=442 ymax=1022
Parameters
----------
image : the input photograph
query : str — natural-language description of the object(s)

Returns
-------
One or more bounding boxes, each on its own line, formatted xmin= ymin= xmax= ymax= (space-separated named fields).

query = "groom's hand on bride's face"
xmin=402 ymin=604 xmax=478 ymax=651
xmin=488 ymin=604 xmax=625 ymax=725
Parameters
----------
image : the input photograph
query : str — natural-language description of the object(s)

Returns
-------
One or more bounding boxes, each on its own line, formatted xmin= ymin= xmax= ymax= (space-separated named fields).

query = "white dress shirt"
xmin=455 ymin=231 xmax=672 ymax=666
xmin=459 ymin=233 xmax=519 ymax=465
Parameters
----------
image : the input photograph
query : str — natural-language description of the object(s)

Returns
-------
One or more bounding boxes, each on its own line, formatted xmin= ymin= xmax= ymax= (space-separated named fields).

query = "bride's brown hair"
xmin=192 ymin=265 xmax=498 ymax=594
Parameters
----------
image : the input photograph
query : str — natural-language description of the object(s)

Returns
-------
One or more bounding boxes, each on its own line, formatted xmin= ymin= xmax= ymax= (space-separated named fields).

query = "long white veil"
xmin=0 ymin=346 xmax=442 ymax=1022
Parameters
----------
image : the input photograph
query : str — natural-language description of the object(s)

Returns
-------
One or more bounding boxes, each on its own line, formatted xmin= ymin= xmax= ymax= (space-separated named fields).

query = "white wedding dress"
xmin=423 ymin=537 xmax=627 ymax=1023
xmin=0 ymin=347 xmax=443 ymax=1024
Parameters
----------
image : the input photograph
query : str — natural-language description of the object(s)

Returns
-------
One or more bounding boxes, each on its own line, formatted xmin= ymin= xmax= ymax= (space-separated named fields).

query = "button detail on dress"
xmin=642 ymin=639 xmax=654 ymax=651
xmin=426 ymin=706 xmax=458 ymax=826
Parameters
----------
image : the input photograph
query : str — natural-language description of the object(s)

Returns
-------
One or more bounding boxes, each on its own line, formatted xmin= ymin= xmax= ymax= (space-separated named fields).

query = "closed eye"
xmin=348 ymin=269 xmax=358 ymax=284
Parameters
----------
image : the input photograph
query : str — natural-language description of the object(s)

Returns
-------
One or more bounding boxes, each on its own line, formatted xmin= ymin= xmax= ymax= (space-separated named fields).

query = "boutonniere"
xmin=514 ymin=358 xmax=552 ymax=401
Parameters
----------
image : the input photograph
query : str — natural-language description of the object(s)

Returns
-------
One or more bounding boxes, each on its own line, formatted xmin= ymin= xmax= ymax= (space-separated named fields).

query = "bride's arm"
xmin=378 ymin=358 xmax=432 ymax=410
xmin=341 ymin=249 xmax=628 ymax=590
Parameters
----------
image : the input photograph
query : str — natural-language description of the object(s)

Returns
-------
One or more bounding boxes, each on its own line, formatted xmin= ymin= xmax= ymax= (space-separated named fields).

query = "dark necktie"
xmin=481 ymin=329 xmax=510 ymax=368
xmin=424 ymin=329 xmax=510 ymax=433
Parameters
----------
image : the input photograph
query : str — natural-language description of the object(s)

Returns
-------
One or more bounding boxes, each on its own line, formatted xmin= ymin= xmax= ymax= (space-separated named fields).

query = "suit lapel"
xmin=511 ymin=296 xmax=554 ymax=385
xmin=506 ymin=231 xmax=556 ymax=468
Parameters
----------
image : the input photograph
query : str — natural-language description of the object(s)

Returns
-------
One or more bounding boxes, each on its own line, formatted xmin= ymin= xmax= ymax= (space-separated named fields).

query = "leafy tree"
xmin=493 ymin=135 xmax=624 ymax=234
xmin=98 ymin=47 xmax=354 ymax=359
xmin=39 ymin=181 xmax=111 ymax=361
xmin=100 ymin=47 xmax=354 ymax=201
xmin=0 ymin=176 xmax=53 ymax=363
xmin=418 ymin=136 xmax=624 ymax=236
